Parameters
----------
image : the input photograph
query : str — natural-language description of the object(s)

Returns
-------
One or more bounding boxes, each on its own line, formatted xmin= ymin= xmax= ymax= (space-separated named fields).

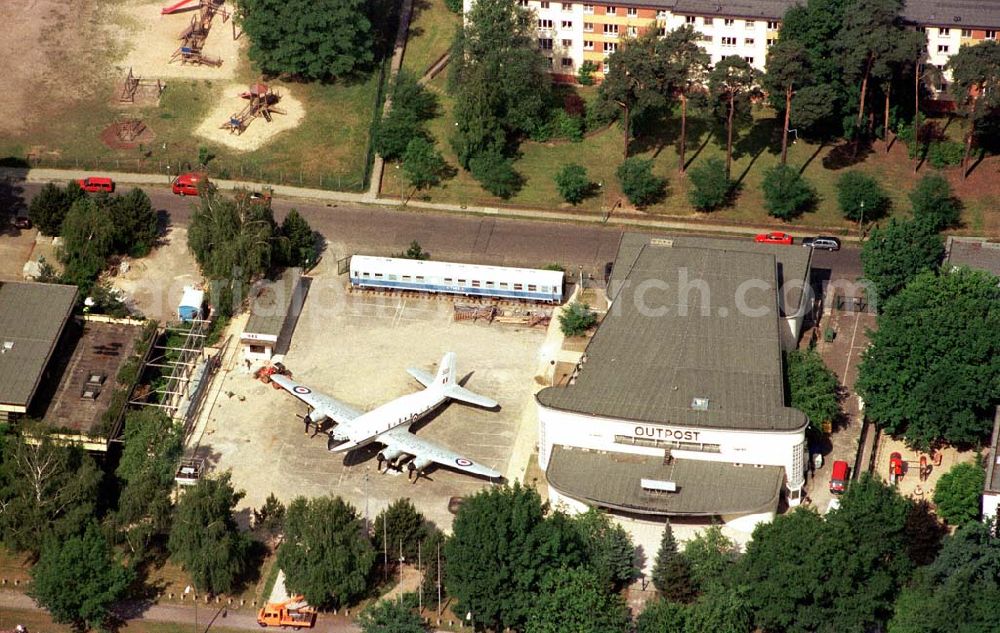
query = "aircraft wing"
xmin=381 ymin=426 xmax=502 ymax=480
xmin=270 ymin=374 xmax=362 ymax=425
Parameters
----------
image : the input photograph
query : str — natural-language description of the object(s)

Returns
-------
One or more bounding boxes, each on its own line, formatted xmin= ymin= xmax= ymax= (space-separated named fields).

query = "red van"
xmin=171 ymin=172 xmax=208 ymax=196
xmin=829 ymin=460 xmax=850 ymax=494
xmin=76 ymin=177 xmax=115 ymax=193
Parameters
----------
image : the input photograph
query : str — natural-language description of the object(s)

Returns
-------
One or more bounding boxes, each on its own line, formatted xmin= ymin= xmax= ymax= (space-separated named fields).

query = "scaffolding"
xmin=119 ymin=66 xmax=165 ymax=104
xmin=129 ymin=319 xmax=211 ymax=428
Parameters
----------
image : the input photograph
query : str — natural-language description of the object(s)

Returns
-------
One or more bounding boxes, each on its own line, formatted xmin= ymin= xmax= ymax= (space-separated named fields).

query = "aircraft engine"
xmin=377 ymin=448 xmax=407 ymax=471
xmin=306 ymin=410 xmax=329 ymax=426
xmin=407 ymin=457 xmax=434 ymax=482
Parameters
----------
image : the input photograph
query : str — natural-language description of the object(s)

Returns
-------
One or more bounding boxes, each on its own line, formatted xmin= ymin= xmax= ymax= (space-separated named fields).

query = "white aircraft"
xmin=271 ymin=352 xmax=502 ymax=482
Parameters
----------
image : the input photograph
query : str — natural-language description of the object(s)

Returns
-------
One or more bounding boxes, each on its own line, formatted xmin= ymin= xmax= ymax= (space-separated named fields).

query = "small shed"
xmin=242 ymin=268 xmax=306 ymax=363
xmin=177 ymin=286 xmax=205 ymax=322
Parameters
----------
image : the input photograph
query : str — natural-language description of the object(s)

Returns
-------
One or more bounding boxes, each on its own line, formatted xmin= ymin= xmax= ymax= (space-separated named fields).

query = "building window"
xmin=562 ymin=2 xmax=572 ymax=9
xmin=938 ymin=44 xmax=949 ymax=53
xmin=249 ymin=344 xmax=266 ymax=354
xmin=917 ymin=26 xmax=926 ymax=33
xmin=606 ymin=5 xmax=616 ymax=15
xmin=746 ymin=20 xmax=755 ymax=28
xmin=724 ymin=18 xmax=734 ymax=26
xmin=603 ymin=41 xmax=617 ymax=53
xmin=561 ymin=20 xmax=572 ymax=28
xmin=539 ymin=38 xmax=553 ymax=49
xmin=988 ymin=30 xmax=998 ymax=40
xmin=657 ymin=9 xmax=668 ymax=18
xmin=539 ymin=18 xmax=553 ymax=28
xmin=561 ymin=38 xmax=572 ymax=46
xmin=656 ymin=26 xmax=666 ymax=36
xmin=602 ymin=63 xmax=610 ymax=74
xmin=583 ymin=21 xmax=594 ymax=31
xmin=767 ymin=38 xmax=776 ymax=46
xmin=721 ymin=36 xmax=736 ymax=47
xmin=744 ymin=56 xmax=754 ymax=64
xmin=703 ymin=17 xmax=713 ymax=25
xmin=685 ymin=15 xmax=696 ymax=24
xmin=700 ymin=33 xmax=712 ymax=42
xmin=540 ymin=1 xmax=549 ymax=7
xmin=767 ymin=20 xmax=779 ymax=29
xmin=583 ymin=39 xmax=594 ymax=50
xmin=961 ymin=29 xmax=972 ymax=37
xmin=562 ymin=57 xmax=573 ymax=67
xmin=940 ymin=81 xmax=948 ymax=92
xmin=627 ymin=25 xmax=637 ymax=36
xmin=939 ymin=27 xmax=950 ymax=36
xmin=518 ymin=0 xmax=528 ymax=5
xmin=744 ymin=37 xmax=754 ymax=45
xmin=603 ymin=23 xmax=619 ymax=35
xmin=627 ymin=7 xmax=637 ymax=16
xmin=583 ymin=3 xmax=593 ymax=13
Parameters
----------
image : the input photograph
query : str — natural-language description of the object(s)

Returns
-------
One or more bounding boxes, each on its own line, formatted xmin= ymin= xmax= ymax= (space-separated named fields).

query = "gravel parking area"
xmin=199 ymin=258 xmax=546 ymax=531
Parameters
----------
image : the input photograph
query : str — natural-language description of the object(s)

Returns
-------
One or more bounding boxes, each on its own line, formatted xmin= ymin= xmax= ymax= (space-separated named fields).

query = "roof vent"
xmin=1 ymin=341 xmax=12 ymax=354
xmin=691 ymin=397 xmax=710 ymax=411
xmin=641 ymin=478 xmax=677 ymax=493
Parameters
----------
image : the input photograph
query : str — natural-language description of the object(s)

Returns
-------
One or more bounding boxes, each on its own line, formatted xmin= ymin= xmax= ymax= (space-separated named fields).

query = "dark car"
xmin=802 ymin=236 xmax=841 ymax=251
xmin=13 ymin=215 xmax=32 ymax=229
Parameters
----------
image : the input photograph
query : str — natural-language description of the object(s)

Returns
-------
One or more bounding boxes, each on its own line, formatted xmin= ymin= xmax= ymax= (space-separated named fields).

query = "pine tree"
xmin=651 ymin=521 xmax=696 ymax=602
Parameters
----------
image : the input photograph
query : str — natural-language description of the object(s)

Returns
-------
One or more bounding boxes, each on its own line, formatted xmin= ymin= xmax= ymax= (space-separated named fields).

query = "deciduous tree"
xmin=682 ymin=525 xmax=740 ymax=595
xmin=762 ymin=164 xmax=816 ymax=219
xmin=660 ymin=26 xmax=711 ymax=173
xmin=599 ymin=33 xmax=668 ymax=158
xmin=933 ymin=462 xmax=985 ymax=525
xmin=359 ymin=597 xmax=427 ymax=633
xmin=29 ymin=523 xmax=133 ymax=630
xmin=636 ymin=599 xmax=687 ymax=633
xmin=444 ymin=483 xmax=583 ymax=631
xmin=239 ymin=0 xmax=375 ymax=80
xmin=558 ymin=302 xmax=597 ymax=337
xmin=526 ymin=566 xmax=629 ymax=633
xmin=402 ymin=138 xmax=450 ymax=197
xmin=110 ymin=187 xmax=158 ymax=257
xmin=554 ymin=164 xmax=591 ymax=205
xmin=168 ymin=472 xmax=251 ymax=595
xmin=277 ymin=209 xmax=318 ymax=269
xmin=278 ymin=495 xmax=375 ymax=609
xmin=909 ymin=173 xmax=960 ymax=231
xmin=860 ymin=218 xmax=943 ymax=307
xmin=687 ymin=158 xmax=731 ymax=211
xmin=468 ymin=150 xmax=521 ymax=199
xmin=29 ymin=181 xmax=84 ymax=236
xmin=836 ymin=171 xmax=890 ymax=222
xmin=857 ymin=267 xmax=1000 ymax=448
xmin=573 ymin=508 xmax=636 ymax=592
xmin=947 ymin=40 xmax=1000 ymax=177
xmin=60 ymin=197 xmax=116 ymax=291
xmin=617 ymin=157 xmax=666 ymax=208
xmin=373 ymin=498 xmax=429 ymax=563
xmin=764 ymin=39 xmax=811 ymax=164
xmin=786 ymin=348 xmax=839 ymax=432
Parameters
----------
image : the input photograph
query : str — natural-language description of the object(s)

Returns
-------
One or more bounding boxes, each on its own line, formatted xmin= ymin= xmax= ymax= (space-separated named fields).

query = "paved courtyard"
xmin=195 ymin=257 xmax=547 ymax=531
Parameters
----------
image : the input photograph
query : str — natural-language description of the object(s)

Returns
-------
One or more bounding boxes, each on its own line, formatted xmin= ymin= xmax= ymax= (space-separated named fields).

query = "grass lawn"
xmin=402 ymin=0 xmax=460 ymax=78
xmin=383 ymin=76 xmax=999 ymax=234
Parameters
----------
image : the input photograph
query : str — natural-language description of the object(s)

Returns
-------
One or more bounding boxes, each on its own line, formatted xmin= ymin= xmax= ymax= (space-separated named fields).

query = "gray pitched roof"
xmin=244 ymin=268 xmax=304 ymax=338
xmin=546 ymin=445 xmax=784 ymax=515
xmin=945 ymin=237 xmax=1000 ymax=278
xmin=902 ymin=0 xmax=1000 ymax=29
xmin=537 ymin=239 xmax=808 ymax=431
xmin=0 ymin=282 xmax=78 ymax=411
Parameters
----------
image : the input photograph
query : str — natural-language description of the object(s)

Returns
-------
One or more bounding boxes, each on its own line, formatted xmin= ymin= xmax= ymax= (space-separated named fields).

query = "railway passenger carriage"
xmin=349 ymin=256 xmax=564 ymax=304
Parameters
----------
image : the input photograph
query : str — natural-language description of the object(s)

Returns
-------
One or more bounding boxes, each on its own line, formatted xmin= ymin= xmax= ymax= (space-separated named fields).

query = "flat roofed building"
xmin=242 ymin=268 xmax=306 ymax=363
xmin=537 ymin=236 xmax=811 ymax=532
xmin=0 ymin=282 xmax=78 ymax=421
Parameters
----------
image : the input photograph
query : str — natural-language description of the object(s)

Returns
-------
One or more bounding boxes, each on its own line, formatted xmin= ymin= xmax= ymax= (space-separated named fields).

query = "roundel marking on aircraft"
xmin=293 ymin=386 xmax=312 ymax=395
xmin=455 ymin=458 xmax=473 ymax=467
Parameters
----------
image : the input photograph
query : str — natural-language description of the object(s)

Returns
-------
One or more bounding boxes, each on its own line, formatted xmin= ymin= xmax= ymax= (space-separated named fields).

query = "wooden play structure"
xmin=220 ymin=83 xmax=285 ymax=135
xmin=112 ymin=118 xmax=147 ymax=143
xmin=119 ymin=67 xmax=165 ymax=104
xmin=167 ymin=0 xmax=229 ymax=67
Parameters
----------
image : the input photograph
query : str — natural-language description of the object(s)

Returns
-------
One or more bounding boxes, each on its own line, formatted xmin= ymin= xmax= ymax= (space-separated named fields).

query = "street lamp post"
xmin=858 ymin=200 xmax=865 ymax=236
xmin=184 ymin=586 xmax=197 ymax=633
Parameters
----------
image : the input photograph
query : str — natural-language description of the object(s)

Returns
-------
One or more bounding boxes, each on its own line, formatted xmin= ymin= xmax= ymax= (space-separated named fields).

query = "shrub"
xmin=555 ymin=163 xmax=591 ymax=205
xmin=444 ymin=0 xmax=462 ymax=13
xmin=469 ymin=151 xmax=522 ymax=199
xmin=617 ymin=157 xmax=666 ymax=208
xmin=933 ymin=462 xmax=985 ymax=525
xmin=687 ymin=158 xmax=731 ymax=211
xmin=577 ymin=61 xmax=598 ymax=86
xmin=559 ymin=302 xmax=597 ymax=336
xmin=553 ymin=109 xmax=584 ymax=142
xmin=836 ymin=171 xmax=890 ymax=222
xmin=927 ymin=140 xmax=964 ymax=169
xmin=585 ymin=97 xmax=618 ymax=131
xmin=761 ymin=165 xmax=816 ymax=220
xmin=909 ymin=173 xmax=960 ymax=231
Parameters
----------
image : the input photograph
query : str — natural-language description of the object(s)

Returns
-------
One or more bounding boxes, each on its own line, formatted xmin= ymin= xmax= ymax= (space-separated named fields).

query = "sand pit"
xmin=194 ymin=83 xmax=305 ymax=151
xmin=119 ymin=0 xmax=243 ymax=81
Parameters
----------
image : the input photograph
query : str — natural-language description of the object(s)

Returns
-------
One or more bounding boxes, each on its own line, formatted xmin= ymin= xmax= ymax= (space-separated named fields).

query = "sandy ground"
xmin=118 ymin=0 xmax=243 ymax=81
xmin=194 ymin=84 xmax=305 ymax=151
xmin=193 ymin=254 xmax=547 ymax=532
xmin=0 ymin=0 xmax=109 ymax=136
xmin=0 ymin=229 xmax=38 ymax=280
xmin=111 ymin=225 xmax=202 ymax=321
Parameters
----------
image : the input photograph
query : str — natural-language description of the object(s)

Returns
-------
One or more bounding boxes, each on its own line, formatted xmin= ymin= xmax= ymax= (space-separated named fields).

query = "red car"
xmin=76 ymin=176 xmax=115 ymax=193
xmin=754 ymin=231 xmax=794 ymax=245
xmin=829 ymin=460 xmax=849 ymax=494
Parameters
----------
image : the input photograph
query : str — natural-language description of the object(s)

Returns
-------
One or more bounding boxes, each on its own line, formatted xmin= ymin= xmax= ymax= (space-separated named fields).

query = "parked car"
xmin=802 ymin=236 xmax=841 ymax=251
xmin=754 ymin=231 xmax=794 ymax=245
xmin=13 ymin=214 xmax=32 ymax=229
xmin=76 ymin=176 xmax=115 ymax=193
xmin=829 ymin=460 xmax=850 ymax=494
xmin=171 ymin=172 xmax=209 ymax=196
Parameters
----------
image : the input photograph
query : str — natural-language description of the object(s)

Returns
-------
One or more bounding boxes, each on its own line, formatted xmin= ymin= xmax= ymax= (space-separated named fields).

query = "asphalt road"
xmin=4 ymin=181 xmax=862 ymax=285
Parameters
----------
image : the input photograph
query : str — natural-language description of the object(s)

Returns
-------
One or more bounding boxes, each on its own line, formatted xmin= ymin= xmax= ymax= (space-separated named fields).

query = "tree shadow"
xmin=821 ymin=141 xmax=874 ymax=170
xmin=905 ymin=500 xmax=946 ymax=566
xmin=628 ymin=109 xmax=682 ymax=158
xmin=797 ymin=142 xmax=826 ymax=175
xmin=683 ymin=125 xmax=714 ymax=172
xmin=732 ymin=117 xmax=781 ymax=163
xmin=965 ymin=147 xmax=988 ymax=178
xmin=0 ymin=176 xmax=27 ymax=236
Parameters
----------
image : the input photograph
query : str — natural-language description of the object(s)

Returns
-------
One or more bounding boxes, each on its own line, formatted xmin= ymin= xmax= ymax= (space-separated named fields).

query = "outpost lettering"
xmin=633 ymin=425 xmax=701 ymax=442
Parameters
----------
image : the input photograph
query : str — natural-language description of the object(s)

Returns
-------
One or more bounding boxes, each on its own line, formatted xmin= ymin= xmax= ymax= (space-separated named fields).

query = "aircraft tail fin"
xmin=433 ymin=352 xmax=457 ymax=386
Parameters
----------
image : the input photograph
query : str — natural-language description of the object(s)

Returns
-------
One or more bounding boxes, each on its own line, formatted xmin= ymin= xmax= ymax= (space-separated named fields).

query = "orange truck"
xmin=256 ymin=596 xmax=316 ymax=628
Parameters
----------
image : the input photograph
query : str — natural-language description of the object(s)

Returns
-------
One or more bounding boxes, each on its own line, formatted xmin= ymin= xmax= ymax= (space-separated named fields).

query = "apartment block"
xmin=462 ymin=0 xmax=1000 ymax=96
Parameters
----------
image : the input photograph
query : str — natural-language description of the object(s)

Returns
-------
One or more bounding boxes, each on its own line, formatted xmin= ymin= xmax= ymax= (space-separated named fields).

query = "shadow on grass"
xmin=821 ymin=141 xmax=874 ymax=170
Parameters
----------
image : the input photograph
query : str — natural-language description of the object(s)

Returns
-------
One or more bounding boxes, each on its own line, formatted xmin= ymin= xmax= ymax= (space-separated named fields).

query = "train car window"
xmin=374 ymin=273 xmax=383 ymax=278
xmin=363 ymin=272 xmax=370 ymax=277
xmin=402 ymin=275 xmax=411 ymax=280
xmin=485 ymin=281 xmax=495 ymax=287
xmin=445 ymin=278 xmax=452 ymax=283
xmin=458 ymin=279 xmax=466 ymax=284
xmin=528 ymin=285 xmax=537 ymax=291
xmin=500 ymin=282 xmax=509 ymax=289
xmin=514 ymin=283 xmax=523 ymax=290
xmin=416 ymin=276 xmax=424 ymax=281
xmin=472 ymin=280 xmax=481 ymax=287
